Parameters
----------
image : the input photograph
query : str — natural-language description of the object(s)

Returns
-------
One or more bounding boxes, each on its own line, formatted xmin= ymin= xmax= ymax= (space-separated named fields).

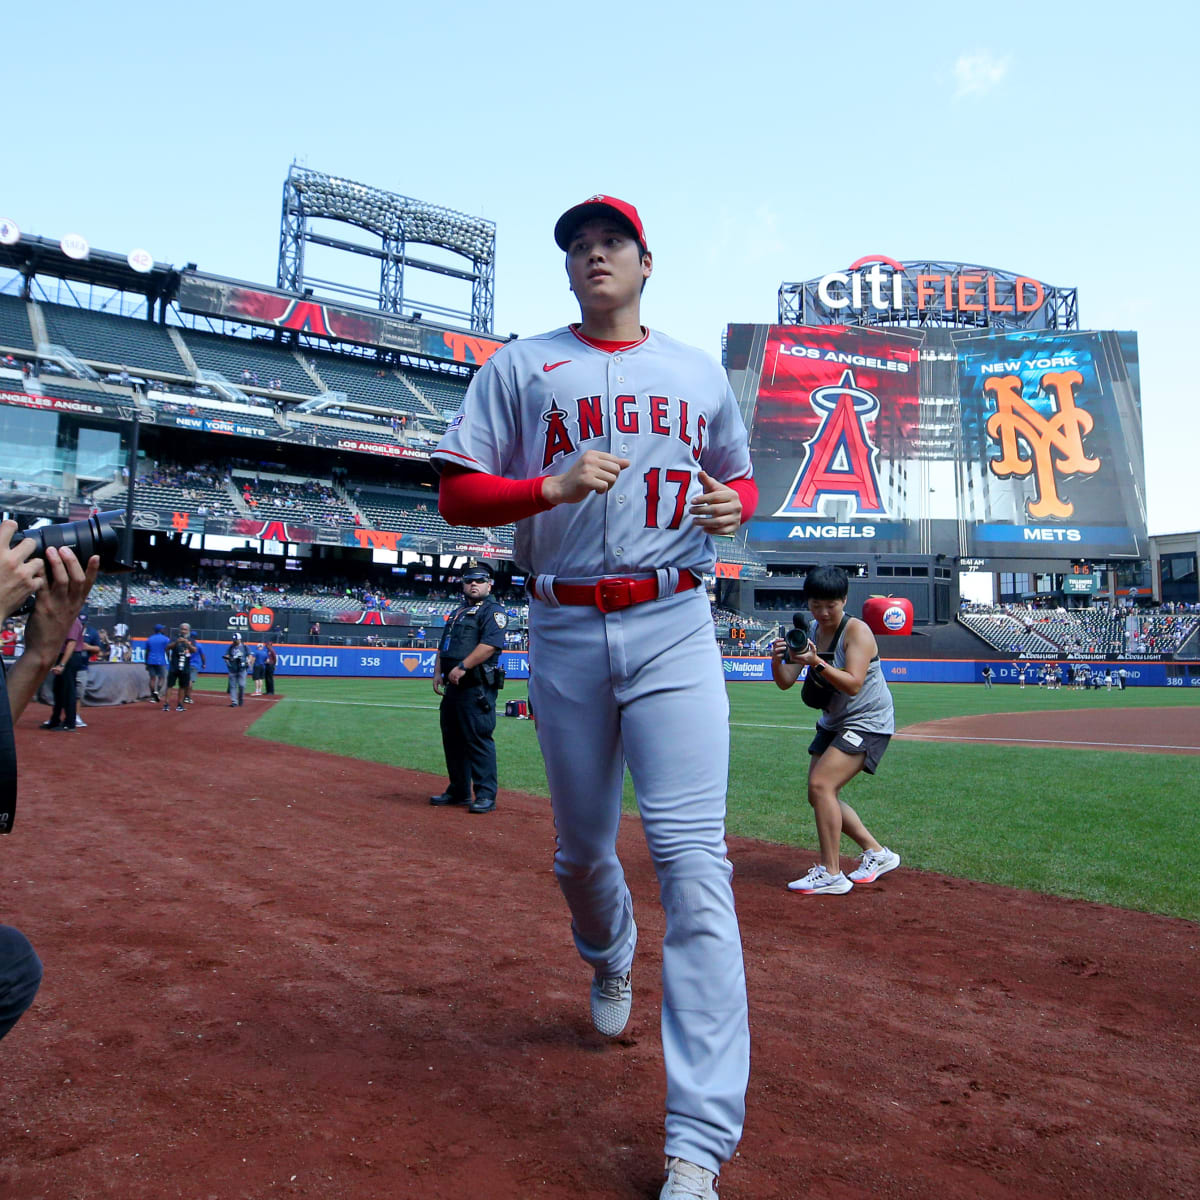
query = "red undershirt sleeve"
xmin=438 ymin=465 xmax=554 ymax=527
xmin=729 ymin=476 xmax=758 ymax=524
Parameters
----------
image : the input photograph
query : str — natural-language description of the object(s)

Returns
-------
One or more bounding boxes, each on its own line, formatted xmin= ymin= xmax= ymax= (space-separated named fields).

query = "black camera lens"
xmin=784 ymin=627 xmax=810 ymax=654
xmin=11 ymin=511 xmax=130 ymax=572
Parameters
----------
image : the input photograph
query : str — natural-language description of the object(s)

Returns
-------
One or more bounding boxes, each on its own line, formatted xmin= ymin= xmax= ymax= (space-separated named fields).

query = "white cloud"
xmin=953 ymin=51 xmax=1010 ymax=100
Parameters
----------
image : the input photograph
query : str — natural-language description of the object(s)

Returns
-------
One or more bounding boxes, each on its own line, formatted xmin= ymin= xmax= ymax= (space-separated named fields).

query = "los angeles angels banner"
xmin=737 ymin=325 xmax=925 ymax=553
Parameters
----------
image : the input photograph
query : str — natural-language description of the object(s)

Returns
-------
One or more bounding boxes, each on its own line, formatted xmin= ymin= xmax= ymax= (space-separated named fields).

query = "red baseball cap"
xmin=554 ymin=195 xmax=648 ymax=252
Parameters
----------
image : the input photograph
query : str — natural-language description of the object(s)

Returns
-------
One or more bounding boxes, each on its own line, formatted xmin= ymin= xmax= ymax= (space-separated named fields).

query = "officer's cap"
xmin=462 ymin=565 xmax=493 ymax=582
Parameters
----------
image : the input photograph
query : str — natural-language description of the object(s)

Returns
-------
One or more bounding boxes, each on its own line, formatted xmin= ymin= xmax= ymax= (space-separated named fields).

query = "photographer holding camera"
xmin=223 ymin=632 xmax=248 ymax=707
xmin=0 ymin=518 xmax=99 ymax=1041
xmin=770 ymin=566 xmax=901 ymax=896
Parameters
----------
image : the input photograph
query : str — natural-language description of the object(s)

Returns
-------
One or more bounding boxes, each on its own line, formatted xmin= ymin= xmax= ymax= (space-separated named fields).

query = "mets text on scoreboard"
xmin=816 ymin=255 xmax=1046 ymax=315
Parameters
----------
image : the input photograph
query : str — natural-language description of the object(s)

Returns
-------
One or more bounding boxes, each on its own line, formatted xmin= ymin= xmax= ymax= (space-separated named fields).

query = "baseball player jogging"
xmin=434 ymin=195 xmax=756 ymax=1199
xmin=770 ymin=566 xmax=900 ymax=896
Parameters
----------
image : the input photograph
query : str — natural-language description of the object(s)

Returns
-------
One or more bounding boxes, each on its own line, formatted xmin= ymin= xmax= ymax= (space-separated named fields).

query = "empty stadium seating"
xmin=402 ymin=368 xmax=466 ymax=418
xmin=104 ymin=479 xmax=240 ymax=519
xmin=0 ymin=295 xmax=34 ymax=350
xmin=1029 ymin=608 xmax=1123 ymax=655
xmin=308 ymin=355 xmax=419 ymax=413
xmin=39 ymin=303 xmax=186 ymax=375
xmin=183 ymin=329 xmax=318 ymax=395
xmin=355 ymin=486 xmax=513 ymax=548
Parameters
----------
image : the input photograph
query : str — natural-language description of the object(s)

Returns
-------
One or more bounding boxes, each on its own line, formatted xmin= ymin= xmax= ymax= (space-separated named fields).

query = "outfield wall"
xmin=186 ymin=644 xmax=1199 ymax=689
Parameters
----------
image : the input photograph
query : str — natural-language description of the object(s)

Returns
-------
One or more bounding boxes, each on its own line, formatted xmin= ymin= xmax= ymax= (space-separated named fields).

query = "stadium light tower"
xmin=277 ymin=165 xmax=496 ymax=333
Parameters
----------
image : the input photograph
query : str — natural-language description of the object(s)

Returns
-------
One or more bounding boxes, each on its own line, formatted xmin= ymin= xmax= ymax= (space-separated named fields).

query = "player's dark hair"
xmin=804 ymin=566 xmax=849 ymax=602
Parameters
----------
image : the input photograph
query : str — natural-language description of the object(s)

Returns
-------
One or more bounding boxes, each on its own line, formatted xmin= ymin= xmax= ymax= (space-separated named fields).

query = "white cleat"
xmin=661 ymin=1157 xmax=718 ymax=1198
xmin=589 ymin=970 xmax=632 ymax=1037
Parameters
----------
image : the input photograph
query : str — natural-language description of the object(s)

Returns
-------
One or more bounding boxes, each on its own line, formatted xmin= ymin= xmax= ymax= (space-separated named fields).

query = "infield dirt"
xmin=3 ymin=697 xmax=1197 ymax=1199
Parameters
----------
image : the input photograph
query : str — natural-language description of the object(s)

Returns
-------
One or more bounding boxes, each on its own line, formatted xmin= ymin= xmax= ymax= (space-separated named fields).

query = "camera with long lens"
xmin=783 ymin=613 xmax=838 ymax=663
xmin=784 ymin=624 xmax=811 ymax=657
xmin=10 ymin=511 xmax=130 ymax=612
xmin=781 ymin=612 xmax=816 ymax=659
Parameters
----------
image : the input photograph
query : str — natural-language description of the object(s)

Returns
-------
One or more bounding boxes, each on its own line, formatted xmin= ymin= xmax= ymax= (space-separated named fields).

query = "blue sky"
xmin=7 ymin=0 xmax=1197 ymax=535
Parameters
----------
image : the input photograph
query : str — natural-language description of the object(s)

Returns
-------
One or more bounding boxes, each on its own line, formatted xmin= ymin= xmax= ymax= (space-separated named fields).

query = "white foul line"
xmin=897 ymin=732 xmax=1199 ymax=752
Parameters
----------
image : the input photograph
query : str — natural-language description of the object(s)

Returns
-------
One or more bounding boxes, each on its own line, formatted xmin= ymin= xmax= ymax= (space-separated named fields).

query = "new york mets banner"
xmin=955 ymin=331 xmax=1146 ymax=557
xmin=735 ymin=325 xmax=923 ymax=553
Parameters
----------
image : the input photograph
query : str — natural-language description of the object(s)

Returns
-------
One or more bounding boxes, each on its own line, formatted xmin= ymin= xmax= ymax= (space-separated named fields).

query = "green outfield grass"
xmin=200 ymin=676 xmax=1200 ymax=921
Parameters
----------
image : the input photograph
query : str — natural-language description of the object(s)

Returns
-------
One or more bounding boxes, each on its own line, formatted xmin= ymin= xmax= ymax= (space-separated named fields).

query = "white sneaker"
xmin=589 ymin=970 xmax=632 ymax=1037
xmin=787 ymin=865 xmax=853 ymax=895
xmin=661 ymin=1157 xmax=718 ymax=1198
xmin=848 ymin=847 xmax=901 ymax=884
xmin=74 ymin=718 xmax=87 ymax=728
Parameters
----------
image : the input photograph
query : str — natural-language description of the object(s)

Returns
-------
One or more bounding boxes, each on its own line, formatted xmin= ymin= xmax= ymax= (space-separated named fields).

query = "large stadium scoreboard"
xmin=726 ymin=321 xmax=1146 ymax=564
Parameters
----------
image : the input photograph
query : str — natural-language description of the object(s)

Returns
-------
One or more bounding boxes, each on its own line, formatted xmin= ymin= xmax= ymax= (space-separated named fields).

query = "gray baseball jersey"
xmin=432 ymin=325 xmax=753 ymax=578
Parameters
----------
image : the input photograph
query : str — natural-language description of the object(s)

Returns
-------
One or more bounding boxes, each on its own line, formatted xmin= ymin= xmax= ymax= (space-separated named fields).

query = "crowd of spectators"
xmin=1128 ymin=610 xmax=1200 ymax=653
xmin=959 ymin=601 xmax=1199 ymax=658
xmin=237 ymin=474 xmax=343 ymax=516
xmin=139 ymin=459 xmax=231 ymax=501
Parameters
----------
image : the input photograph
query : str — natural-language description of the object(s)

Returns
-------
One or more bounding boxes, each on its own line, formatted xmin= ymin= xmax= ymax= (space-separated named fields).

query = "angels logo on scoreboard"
xmin=772 ymin=369 xmax=886 ymax=518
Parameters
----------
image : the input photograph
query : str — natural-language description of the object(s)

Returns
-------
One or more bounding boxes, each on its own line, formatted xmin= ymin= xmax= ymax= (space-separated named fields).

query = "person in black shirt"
xmin=165 ymin=623 xmax=199 ymax=712
xmin=430 ymin=565 xmax=507 ymax=813
xmin=264 ymin=640 xmax=277 ymax=695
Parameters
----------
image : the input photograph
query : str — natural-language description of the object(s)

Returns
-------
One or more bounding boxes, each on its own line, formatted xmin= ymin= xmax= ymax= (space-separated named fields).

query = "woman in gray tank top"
xmin=770 ymin=566 xmax=901 ymax=896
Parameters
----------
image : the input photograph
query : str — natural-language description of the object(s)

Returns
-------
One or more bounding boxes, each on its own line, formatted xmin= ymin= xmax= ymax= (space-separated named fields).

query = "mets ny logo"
xmin=985 ymin=369 xmax=1098 ymax=519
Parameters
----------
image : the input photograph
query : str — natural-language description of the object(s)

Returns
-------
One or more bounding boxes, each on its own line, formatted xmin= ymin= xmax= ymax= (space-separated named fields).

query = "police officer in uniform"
xmin=430 ymin=564 xmax=507 ymax=813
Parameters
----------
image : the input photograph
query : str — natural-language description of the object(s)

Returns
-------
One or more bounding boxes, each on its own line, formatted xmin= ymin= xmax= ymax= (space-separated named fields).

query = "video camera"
xmin=782 ymin=613 xmax=838 ymax=663
xmin=783 ymin=614 xmax=811 ymax=658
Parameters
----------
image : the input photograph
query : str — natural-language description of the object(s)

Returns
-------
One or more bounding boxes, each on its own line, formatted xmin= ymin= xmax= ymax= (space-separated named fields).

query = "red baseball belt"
xmin=550 ymin=570 xmax=699 ymax=614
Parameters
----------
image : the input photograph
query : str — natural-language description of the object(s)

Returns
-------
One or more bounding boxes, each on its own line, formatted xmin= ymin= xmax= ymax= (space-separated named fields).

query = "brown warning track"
xmin=900 ymin=704 xmax=1200 ymax=754
xmin=2 ymin=697 xmax=1197 ymax=1199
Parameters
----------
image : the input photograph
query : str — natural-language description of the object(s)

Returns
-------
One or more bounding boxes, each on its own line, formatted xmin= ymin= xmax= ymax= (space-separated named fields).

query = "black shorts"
xmin=167 ymin=666 xmax=191 ymax=689
xmin=252 ymin=664 xmax=265 ymax=680
xmin=809 ymin=725 xmax=892 ymax=775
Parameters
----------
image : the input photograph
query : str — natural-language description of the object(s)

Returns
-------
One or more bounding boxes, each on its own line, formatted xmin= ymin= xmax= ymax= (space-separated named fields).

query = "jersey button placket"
xmin=606 ymin=356 xmax=624 ymax=574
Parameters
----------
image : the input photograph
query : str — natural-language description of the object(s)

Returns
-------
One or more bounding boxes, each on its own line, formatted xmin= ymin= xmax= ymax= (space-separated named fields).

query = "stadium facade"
xmin=721 ymin=254 xmax=1151 ymax=625
xmin=1 ymin=185 xmax=1195 ymax=675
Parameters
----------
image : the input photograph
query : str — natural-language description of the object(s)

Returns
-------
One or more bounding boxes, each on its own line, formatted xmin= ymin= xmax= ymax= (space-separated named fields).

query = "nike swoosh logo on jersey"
xmin=542 ymin=360 xmax=571 ymax=372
